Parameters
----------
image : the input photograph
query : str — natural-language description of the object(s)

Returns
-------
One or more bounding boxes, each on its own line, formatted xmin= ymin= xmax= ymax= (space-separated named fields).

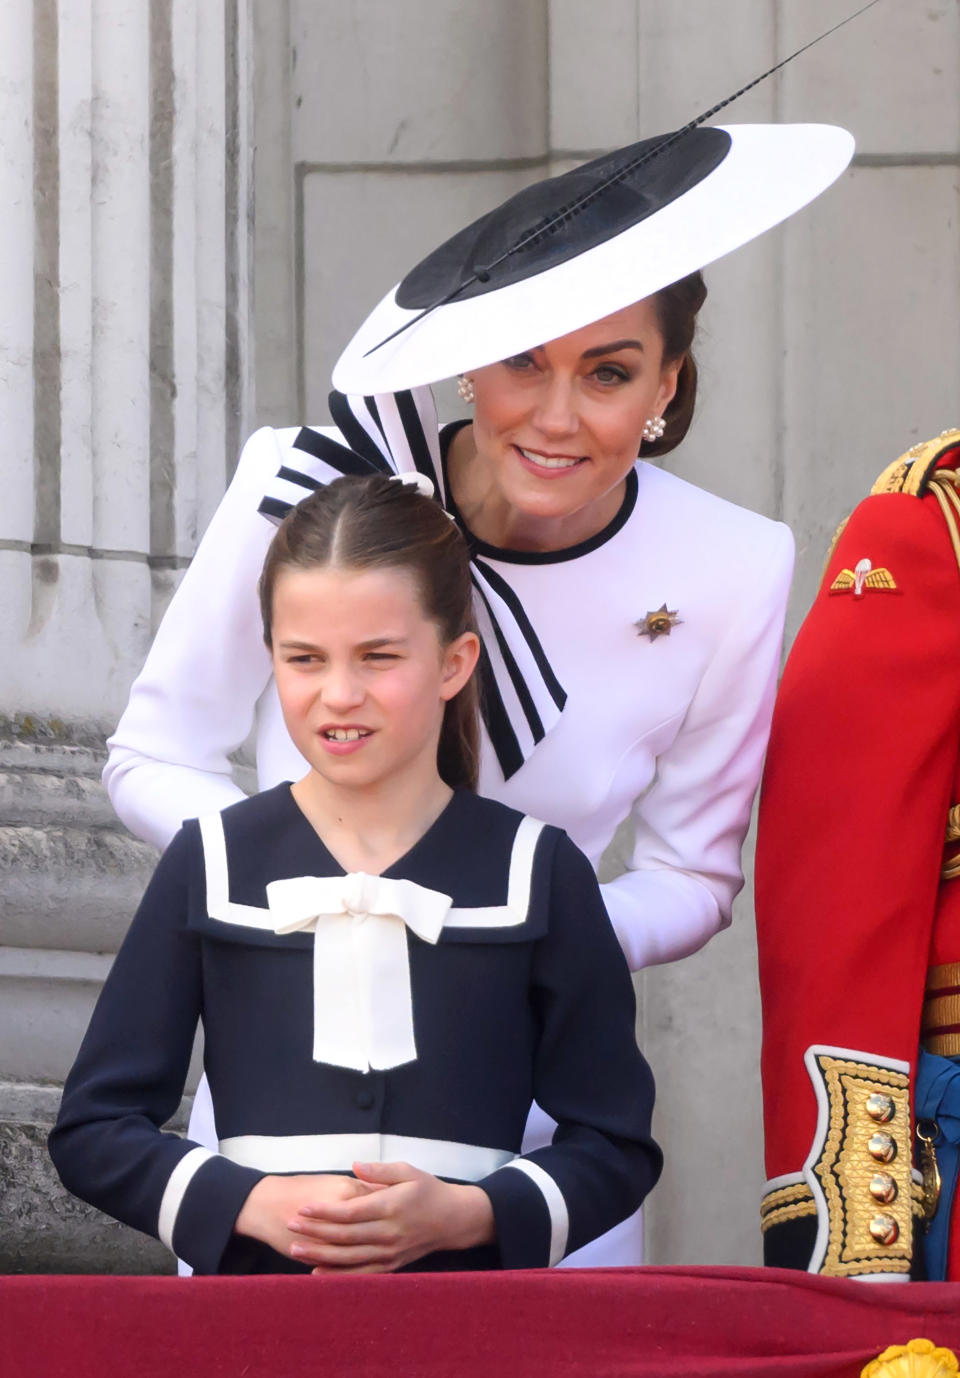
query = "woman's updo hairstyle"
xmin=260 ymin=473 xmax=480 ymax=791
xmin=643 ymin=269 xmax=708 ymax=458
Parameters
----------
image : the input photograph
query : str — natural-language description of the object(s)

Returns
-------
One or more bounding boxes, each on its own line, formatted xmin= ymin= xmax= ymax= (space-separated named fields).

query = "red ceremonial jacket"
xmin=757 ymin=430 xmax=960 ymax=1280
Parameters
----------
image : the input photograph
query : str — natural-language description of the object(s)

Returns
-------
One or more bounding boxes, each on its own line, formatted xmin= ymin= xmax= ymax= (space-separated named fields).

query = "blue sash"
xmin=915 ymin=1047 xmax=960 ymax=1279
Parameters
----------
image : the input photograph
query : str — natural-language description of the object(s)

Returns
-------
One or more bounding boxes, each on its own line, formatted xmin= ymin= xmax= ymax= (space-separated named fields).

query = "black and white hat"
xmin=332 ymin=122 xmax=854 ymax=395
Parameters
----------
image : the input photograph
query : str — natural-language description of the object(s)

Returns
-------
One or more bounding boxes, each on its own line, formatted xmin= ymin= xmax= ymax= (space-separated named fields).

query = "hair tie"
xmin=389 ymin=471 xmax=436 ymax=499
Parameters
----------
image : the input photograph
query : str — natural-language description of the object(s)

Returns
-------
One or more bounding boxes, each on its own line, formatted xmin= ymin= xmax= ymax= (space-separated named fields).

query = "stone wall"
xmin=0 ymin=0 xmax=253 ymax=1270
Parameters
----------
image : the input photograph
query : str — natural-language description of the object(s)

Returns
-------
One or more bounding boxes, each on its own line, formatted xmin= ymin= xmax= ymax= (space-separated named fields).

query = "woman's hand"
xmin=288 ymin=1160 xmax=496 ymax=1273
xmin=234 ymin=1172 xmax=380 ymax=1259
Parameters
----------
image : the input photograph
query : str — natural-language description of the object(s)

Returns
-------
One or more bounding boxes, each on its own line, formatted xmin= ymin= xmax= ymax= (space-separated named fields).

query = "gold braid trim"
xmin=809 ymin=1054 xmax=913 ymax=1277
xmin=871 ymin=457 xmax=914 ymax=496
xmin=912 ymin=1177 xmax=926 ymax=1220
xmin=760 ymin=1180 xmax=816 ymax=1234
xmin=760 ymin=1173 xmax=924 ymax=1236
xmin=760 ymin=1181 xmax=812 ymax=1216
xmin=761 ymin=1200 xmax=818 ymax=1233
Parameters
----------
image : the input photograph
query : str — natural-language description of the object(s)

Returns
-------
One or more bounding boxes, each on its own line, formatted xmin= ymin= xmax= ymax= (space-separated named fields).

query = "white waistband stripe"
xmin=218 ymin=1132 xmax=515 ymax=1182
xmin=157 ymin=1147 xmax=215 ymax=1252
xmin=502 ymin=1158 xmax=569 ymax=1266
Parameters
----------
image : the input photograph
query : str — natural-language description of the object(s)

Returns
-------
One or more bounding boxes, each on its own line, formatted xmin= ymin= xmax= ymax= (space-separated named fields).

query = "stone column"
xmin=0 ymin=0 xmax=253 ymax=1272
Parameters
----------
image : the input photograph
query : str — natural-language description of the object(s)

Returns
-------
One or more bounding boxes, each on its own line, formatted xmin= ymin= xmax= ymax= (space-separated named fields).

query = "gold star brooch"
xmin=635 ymin=604 xmax=682 ymax=641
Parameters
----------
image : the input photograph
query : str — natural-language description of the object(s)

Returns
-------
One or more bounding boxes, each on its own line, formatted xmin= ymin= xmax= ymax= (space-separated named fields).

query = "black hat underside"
xmin=395 ymin=126 xmax=732 ymax=309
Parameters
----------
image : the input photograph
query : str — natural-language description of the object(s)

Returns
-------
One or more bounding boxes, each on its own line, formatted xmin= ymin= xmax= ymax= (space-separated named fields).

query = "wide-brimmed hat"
xmin=332 ymin=122 xmax=853 ymax=395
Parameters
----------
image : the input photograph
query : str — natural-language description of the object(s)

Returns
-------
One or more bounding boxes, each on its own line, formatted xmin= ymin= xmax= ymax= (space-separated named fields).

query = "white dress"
xmin=104 ymin=398 xmax=794 ymax=1267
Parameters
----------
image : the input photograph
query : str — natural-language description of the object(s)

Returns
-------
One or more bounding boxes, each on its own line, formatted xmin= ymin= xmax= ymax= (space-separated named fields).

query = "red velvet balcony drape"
xmin=5 ymin=1266 xmax=960 ymax=1378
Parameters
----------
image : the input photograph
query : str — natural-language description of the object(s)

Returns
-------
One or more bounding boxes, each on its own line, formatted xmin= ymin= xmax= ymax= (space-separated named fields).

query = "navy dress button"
xmin=355 ymin=1088 xmax=375 ymax=1110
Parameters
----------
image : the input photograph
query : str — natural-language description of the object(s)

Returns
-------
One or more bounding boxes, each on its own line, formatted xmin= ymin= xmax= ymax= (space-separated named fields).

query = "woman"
xmin=104 ymin=120 xmax=853 ymax=1264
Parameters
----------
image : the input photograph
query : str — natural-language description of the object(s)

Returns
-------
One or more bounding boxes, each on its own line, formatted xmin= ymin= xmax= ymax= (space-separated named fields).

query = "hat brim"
xmin=332 ymin=123 xmax=854 ymax=395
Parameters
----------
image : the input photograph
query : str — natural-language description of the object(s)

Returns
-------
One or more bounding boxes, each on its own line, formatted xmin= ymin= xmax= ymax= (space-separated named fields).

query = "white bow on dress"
xmin=265 ymin=872 xmax=453 ymax=1073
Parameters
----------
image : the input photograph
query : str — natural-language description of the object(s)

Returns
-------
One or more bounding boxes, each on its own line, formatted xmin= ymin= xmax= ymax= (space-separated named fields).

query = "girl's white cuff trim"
xmin=502 ymin=1158 xmax=569 ymax=1265
xmin=157 ymin=1147 xmax=216 ymax=1251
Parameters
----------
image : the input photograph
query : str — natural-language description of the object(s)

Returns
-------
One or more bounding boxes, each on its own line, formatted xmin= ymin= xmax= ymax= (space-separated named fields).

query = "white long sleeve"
xmin=601 ymin=522 xmax=794 ymax=970
xmin=103 ymin=427 xmax=290 ymax=851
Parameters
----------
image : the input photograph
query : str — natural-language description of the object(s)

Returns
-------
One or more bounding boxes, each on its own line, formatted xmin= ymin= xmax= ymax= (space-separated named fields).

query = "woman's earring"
xmin=642 ymin=414 xmax=666 ymax=442
xmin=457 ymin=374 xmax=475 ymax=405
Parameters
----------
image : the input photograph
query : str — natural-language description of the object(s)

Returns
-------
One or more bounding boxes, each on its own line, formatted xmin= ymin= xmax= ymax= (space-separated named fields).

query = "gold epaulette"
xmin=871 ymin=429 xmax=960 ymax=497
xmin=822 ymin=430 xmax=960 ymax=587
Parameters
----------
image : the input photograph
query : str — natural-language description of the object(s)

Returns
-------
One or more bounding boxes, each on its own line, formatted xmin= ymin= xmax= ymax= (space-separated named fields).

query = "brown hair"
xmin=643 ymin=270 xmax=708 ymax=458
xmin=260 ymin=474 xmax=480 ymax=791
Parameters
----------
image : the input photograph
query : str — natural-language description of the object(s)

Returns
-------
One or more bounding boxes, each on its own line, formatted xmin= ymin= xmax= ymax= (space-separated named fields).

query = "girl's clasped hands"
xmin=237 ymin=1161 xmax=493 ymax=1272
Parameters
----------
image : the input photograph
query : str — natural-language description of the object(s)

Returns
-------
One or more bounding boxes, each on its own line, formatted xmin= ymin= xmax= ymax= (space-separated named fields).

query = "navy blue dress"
xmin=50 ymin=785 xmax=661 ymax=1274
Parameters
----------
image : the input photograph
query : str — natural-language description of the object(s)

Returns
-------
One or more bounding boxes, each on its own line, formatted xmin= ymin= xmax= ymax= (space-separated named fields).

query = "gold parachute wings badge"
xmin=829 ymin=557 xmax=898 ymax=598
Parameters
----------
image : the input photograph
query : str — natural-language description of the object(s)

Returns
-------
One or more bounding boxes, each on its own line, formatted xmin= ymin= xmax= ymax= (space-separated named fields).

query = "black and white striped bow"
xmin=258 ymin=388 xmax=567 ymax=780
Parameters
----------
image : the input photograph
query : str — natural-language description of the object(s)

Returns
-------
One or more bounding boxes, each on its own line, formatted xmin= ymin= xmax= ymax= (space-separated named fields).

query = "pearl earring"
xmin=457 ymin=374 xmax=475 ymax=404
xmin=642 ymin=414 xmax=666 ymax=442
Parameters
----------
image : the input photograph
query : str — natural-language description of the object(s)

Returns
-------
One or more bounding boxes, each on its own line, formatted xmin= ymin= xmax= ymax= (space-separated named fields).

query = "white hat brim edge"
xmin=332 ymin=124 xmax=854 ymax=395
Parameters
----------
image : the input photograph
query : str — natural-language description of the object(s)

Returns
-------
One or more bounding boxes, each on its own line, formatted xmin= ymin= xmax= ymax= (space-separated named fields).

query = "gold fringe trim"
xmin=927 ymin=962 xmax=960 ymax=992
xmin=922 ymin=993 xmax=960 ymax=1029
xmin=923 ymin=962 xmax=960 ymax=1054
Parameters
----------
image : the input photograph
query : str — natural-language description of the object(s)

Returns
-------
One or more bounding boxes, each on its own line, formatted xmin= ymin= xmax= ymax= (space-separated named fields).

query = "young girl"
xmin=50 ymin=473 xmax=661 ymax=1274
